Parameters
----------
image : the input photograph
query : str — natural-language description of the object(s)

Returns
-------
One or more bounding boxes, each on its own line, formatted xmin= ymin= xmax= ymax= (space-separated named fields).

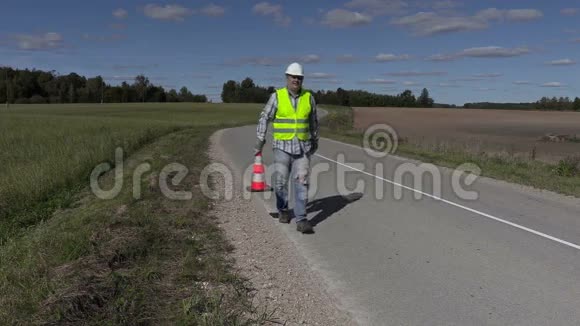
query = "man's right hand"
xmin=254 ymin=138 xmax=265 ymax=155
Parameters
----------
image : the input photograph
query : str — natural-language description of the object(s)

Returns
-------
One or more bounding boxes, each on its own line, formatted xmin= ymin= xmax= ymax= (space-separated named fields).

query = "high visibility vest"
xmin=273 ymin=88 xmax=311 ymax=141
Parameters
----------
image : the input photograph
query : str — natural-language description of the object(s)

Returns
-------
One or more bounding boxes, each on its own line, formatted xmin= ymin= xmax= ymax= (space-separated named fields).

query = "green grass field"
xmin=0 ymin=103 xmax=261 ymax=241
xmin=0 ymin=103 xmax=276 ymax=324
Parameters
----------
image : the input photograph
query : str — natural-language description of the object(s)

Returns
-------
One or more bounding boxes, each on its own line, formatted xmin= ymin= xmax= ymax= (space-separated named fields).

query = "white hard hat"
xmin=285 ymin=62 xmax=304 ymax=76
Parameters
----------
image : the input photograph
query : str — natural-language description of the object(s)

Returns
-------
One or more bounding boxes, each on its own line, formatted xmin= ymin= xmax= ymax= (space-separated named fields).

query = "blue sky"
xmin=1 ymin=0 xmax=579 ymax=105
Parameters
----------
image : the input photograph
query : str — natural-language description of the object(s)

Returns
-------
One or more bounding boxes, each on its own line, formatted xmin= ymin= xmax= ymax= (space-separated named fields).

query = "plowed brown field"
xmin=353 ymin=107 xmax=580 ymax=163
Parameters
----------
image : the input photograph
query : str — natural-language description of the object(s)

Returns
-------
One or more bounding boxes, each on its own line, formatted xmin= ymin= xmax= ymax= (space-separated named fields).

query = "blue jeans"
xmin=273 ymin=148 xmax=310 ymax=222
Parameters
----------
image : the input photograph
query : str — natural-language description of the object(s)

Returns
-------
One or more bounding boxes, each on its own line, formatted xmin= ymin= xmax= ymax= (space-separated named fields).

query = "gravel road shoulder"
xmin=208 ymin=128 xmax=357 ymax=326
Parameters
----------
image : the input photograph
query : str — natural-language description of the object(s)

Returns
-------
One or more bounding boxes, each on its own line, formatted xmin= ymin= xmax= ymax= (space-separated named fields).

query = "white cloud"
xmin=113 ymin=8 xmax=128 ymax=19
xmin=474 ymin=8 xmax=503 ymax=21
xmin=337 ymin=54 xmax=358 ymax=63
xmin=359 ymin=78 xmax=397 ymax=84
xmin=226 ymin=54 xmax=320 ymax=66
xmin=513 ymin=81 xmax=531 ymax=85
xmin=384 ymin=71 xmax=446 ymax=76
xmin=427 ymin=46 xmax=529 ymax=62
xmin=310 ymin=79 xmax=342 ymax=85
xmin=475 ymin=8 xmax=543 ymax=22
xmin=82 ymin=34 xmax=125 ymax=42
xmin=253 ymin=2 xmax=291 ymax=26
xmin=541 ymin=82 xmax=565 ymax=87
xmin=402 ymin=81 xmax=420 ymax=86
xmin=437 ymin=83 xmax=461 ymax=87
xmin=473 ymin=73 xmax=502 ymax=77
xmin=309 ymin=72 xmax=336 ymax=79
xmin=546 ymin=58 xmax=576 ymax=65
xmin=427 ymin=53 xmax=458 ymax=61
xmin=231 ymin=57 xmax=276 ymax=66
xmin=460 ymin=46 xmax=530 ymax=58
xmin=431 ymin=0 xmax=462 ymax=10
xmin=200 ymin=4 xmax=226 ymax=17
xmin=144 ymin=4 xmax=193 ymax=21
xmin=296 ymin=54 xmax=320 ymax=63
xmin=505 ymin=9 xmax=543 ymax=21
xmin=14 ymin=32 xmax=64 ymax=50
xmin=392 ymin=11 xmax=487 ymax=35
xmin=322 ymin=9 xmax=372 ymax=27
xmin=451 ymin=76 xmax=482 ymax=82
xmin=476 ymin=87 xmax=495 ymax=91
xmin=561 ymin=8 xmax=578 ymax=16
xmin=344 ymin=0 xmax=408 ymax=16
xmin=392 ymin=8 xmax=542 ymax=36
xmin=375 ymin=53 xmax=411 ymax=61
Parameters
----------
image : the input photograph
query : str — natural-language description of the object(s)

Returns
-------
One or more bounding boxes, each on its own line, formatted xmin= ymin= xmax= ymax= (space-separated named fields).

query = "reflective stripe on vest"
xmin=273 ymin=88 xmax=311 ymax=141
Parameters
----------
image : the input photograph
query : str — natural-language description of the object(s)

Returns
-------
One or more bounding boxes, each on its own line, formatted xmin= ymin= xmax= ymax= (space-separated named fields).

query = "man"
xmin=254 ymin=62 xmax=319 ymax=234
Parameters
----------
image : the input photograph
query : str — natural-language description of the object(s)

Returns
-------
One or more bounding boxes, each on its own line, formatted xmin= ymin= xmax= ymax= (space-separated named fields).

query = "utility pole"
xmin=101 ymin=80 xmax=104 ymax=104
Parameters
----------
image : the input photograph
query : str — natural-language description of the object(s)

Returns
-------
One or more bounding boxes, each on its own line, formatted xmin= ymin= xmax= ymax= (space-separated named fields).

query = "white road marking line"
xmin=314 ymin=153 xmax=580 ymax=251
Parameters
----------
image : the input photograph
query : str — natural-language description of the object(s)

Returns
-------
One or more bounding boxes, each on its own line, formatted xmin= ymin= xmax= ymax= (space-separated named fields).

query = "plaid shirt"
xmin=256 ymin=89 xmax=319 ymax=155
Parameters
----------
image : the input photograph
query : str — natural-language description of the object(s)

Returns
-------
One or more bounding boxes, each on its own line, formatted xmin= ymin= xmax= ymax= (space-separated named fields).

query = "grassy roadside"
xmin=0 ymin=126 xmax=273 ymax=324
xmin=0 ymin=103 xmax=277 ymax=324
xmin=320 ymin=105 xmax=580 ymax=198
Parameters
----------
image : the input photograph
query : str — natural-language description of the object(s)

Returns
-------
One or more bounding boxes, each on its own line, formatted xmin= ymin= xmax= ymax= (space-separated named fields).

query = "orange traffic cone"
xmin=247 ymin=152 xmax=273 ymax=192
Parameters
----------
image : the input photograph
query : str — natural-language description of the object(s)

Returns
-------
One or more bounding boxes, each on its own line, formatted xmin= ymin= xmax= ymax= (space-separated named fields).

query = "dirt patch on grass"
xmin=353 ymin=107 xmax=580 ymax=163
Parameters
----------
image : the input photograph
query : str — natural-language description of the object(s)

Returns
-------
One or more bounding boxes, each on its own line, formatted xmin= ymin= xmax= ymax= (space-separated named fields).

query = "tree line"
xmin=464 ymin=97 xmax=580 ymax=111
xmin=221 ymin=77 xmax=435 ymax=107
xmin=0 ymin=67 xmax=207 ymax=104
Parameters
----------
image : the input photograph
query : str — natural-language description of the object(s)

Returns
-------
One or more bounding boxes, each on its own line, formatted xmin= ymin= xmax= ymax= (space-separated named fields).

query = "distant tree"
xmin=240 ymin=77 xmax=255 ymax=102
xmin=574 ymin=97 xmax=580 ymax=111
xmin=148 ymin=86 xmax=166 ymax=102
xmin=336 ymin=87 xmax=350 ymax=106
xmin=179 ymin=86 xmax=193 ymax=102
xmin=167 ymin=89 xmax=179 ymax=102
xmin=418 ymin=88 xmax=434 ymax=108
xmin=241 ymin=77 xmax=254 ymax=89
xmin=105 ymin=87 xmax=122 ymax=103
xmin=134 ymin=75 xmax=150 ymax=102
xmin=7 ymin=80 xmax=14 ymax=104
xmin=120 ymin=82 xmax=130 ymax=102
xmin=399 ymin=90 xmax=416 ymax=107
xmin=86 ymin=76 xmax=104 ymax=103
xmin=68 ymin=84 xmax=76 ymax=103
xmin=0 ymin=67 xmax=210 ymax=104
xmin=221 ymin=80 xmax=238 ymax=103
xmin=191 ymin=94 xmax=208 ymax=103
xmin=29 ymin=94 xmax=46 ymax=104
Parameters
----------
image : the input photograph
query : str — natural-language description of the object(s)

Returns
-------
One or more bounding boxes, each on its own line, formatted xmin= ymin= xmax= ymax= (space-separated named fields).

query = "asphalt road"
xmin=217 ymin=124 xmax=580 ymax=326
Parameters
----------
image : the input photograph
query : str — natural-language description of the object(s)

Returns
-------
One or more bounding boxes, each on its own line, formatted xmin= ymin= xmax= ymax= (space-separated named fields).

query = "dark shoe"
xmin=279 ymin=210 xmax=291 ymax=224
xmin=296 ymin=220 xmax=314 ymax=234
